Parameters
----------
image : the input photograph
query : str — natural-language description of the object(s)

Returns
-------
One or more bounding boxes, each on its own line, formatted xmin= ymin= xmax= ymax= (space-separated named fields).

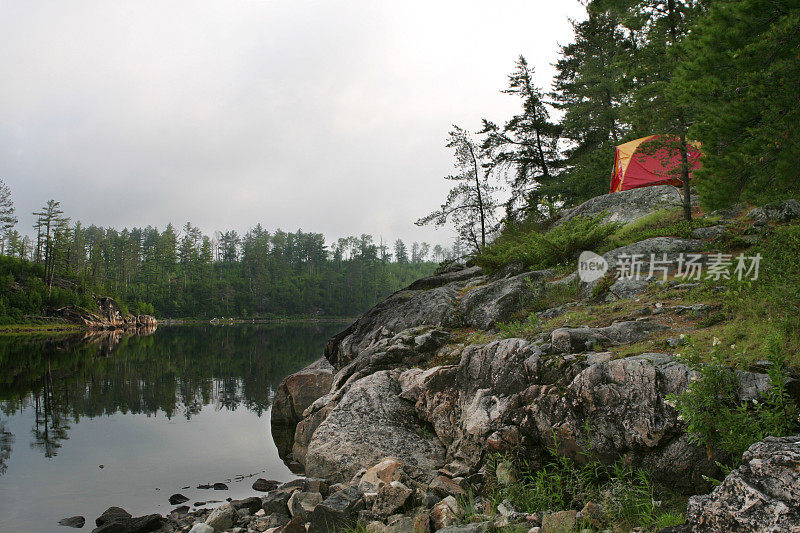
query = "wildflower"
xmin=712 ymin=337 xmax=721 ymax=347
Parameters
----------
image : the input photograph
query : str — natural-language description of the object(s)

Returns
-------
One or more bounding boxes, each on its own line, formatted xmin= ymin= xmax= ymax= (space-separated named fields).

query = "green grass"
xmin=484 ymin=447 xmax=686 ymax=532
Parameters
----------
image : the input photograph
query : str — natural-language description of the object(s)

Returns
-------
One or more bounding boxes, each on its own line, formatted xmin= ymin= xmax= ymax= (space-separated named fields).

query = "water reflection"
xmin=0 ymin=324 xmax=342 ymax=466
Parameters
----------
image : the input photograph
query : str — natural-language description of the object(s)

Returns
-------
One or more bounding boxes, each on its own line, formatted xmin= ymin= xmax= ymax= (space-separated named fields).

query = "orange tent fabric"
xmin=610 ymin=135 xmax=702 ymax=193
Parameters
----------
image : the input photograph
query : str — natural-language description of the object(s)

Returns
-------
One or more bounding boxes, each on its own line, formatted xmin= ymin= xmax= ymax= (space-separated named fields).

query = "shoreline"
xmin=0 ymin=316 xmax=354 ymax=335
xmin=160 ymin=317 xmax=355 ymax=326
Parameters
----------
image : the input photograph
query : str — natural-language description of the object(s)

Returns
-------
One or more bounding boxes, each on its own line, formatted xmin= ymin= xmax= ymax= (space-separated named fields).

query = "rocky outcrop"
xmin=266 ymin=185 xmax=799 ymax=532
xmin=51 ymin=296 xmax=157 ymax=331
xmin=456 ymin=270 xmax=553 ymax=329
xmin=550 ymin=321 xmax=667 ymax=353
xmin=272 ymin=358 xmax=335 ymax=427
xmin=555 ymin=185 xmax=690 ymax=227
xmin=304 ymin=370 xmax=446 ymax=482
xmin=685 ymin=435 xmax=800 ymax=532
xmin=748 ymin=199 xmax=800 ymax=224
xmin=324 ymin=267 xmax=485 ymax=368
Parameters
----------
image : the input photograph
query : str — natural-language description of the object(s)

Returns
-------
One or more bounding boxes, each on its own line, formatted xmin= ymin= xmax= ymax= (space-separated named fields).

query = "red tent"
xmin=610 ymin=135 xmax=702 ymax=193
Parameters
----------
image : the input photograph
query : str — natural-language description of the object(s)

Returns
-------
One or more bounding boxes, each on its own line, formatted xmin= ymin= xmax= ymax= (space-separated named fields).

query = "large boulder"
xmin=272 ymin=357 xmax=335 ymax=426
xmin=304 ymin=370 xmax=446 ymax=482
xmin=550 ymin=321 xmax=667 ymax=353
xmin=748 ymin=199 xmax=800 ymax=224
xmin=456 ymin=270 xmax=553 ymax=329
xmin=554 ymin=185 xmax=689 ymax=227
xmin=521 ymin=353 xmax=770 ymax=489
xmin=685 ymin=435 xmax=800 ymax=532
xmin=325 ymin=268 xmax=486 ymax=368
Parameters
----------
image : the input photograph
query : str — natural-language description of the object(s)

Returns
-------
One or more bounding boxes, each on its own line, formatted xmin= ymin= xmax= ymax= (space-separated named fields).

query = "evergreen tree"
xmin=480 ymin=56 xmax=561 ymax=220
xmin=551 ymin=11 xmax=631 ymax=205
xmin=416 ymin=126 xmax=498 ymax=253
xmin=0 ymin=179 xmax=18 ymax=255
xmin=394 ymin=239 xmax=409 ymax=264
xmin=676 ymin=0 xmax=800 ymax=208
xmin=592 ymin=0 xmax=707 ymax=220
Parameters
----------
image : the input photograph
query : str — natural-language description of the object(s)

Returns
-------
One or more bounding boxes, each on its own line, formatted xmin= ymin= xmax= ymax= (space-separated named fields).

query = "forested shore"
xmin=0 ymin=200 xmax=446 ymax=322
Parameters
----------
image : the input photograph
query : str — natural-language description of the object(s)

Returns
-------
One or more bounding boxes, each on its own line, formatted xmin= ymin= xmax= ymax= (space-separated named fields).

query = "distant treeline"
xmin=0 ymin=196 xmax=455 ymax=321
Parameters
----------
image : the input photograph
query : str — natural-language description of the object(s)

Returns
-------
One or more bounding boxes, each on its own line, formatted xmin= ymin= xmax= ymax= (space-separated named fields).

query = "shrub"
xmin=669 ymin=337 xmax=799 ymax=464
xmin=475 ymin=214 xmax=620 ymax=272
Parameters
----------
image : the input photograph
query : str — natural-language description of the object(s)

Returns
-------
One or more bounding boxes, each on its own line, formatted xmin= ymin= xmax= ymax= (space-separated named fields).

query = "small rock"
xmin=280 ymin=515 xmax=308 ymax=533
xmin=385 ymin=515 xmax=416 ymax=533
xmin=541 ymin=510 xmax=577 ymax=533
xmin=58 ymin=516 xmax=85 ymax=528
xmin=266 ymin=511 xmax=292 ymax=528
xmin=579 ymin=501 xmax=604 ymax=528
xmin=287 ymin=491 xmax=323 ymax=520
xmin=366 ymin=520 xmax=386 ymax=533
xmin=205 ymin=503 xmax=236 ymax=531
xmin=430 ymin=496 xmax=462 ymax=530
xmin=232 ymin=496 xmax=263 ymax=514
xmin=188 ymin=524 xmax=214 ymax=533
xmin=96 ymin=507 xmax=132 ymax=527
xmin=666 ymin=337 xmax=687 ymax=349
xmin=429 ymin=475 xmax=467 ymax=499
xmin=373 ymin=481 xmax=413 ymax=517
xmin=253 ymin=478 xmax=280 ymax=492
xmin=263 ymin=490 xmax=293 ymax=515
xmin=413 ymin=509 xmax=431 ymax=533
xmin=169 ymin=493 xmax=189 ymax=505
xmin=308 ymin=486 xmax=366 ymax=533
xmin=212 ymin=482 xmax=229 ymax=490
xmin=359 ymin=457 xmax=404 ymax=491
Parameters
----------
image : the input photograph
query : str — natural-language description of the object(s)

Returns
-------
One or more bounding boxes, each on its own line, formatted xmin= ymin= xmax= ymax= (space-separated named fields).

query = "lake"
xmin=0 ymin=323 xmax=346 ymax=533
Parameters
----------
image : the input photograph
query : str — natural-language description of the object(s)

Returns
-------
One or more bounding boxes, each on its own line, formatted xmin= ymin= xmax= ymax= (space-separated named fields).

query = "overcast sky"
xmin=0 ymin=0 xmax=587 ymax=246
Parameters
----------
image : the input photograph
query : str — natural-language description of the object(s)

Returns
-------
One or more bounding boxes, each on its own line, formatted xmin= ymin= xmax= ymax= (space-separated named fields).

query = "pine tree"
xmin=417 ymin=126 xmax=498 ymax=253
xmin=0 ymin=179 xmax=18 ymax=255
xmin=676 ymin=0 xmax=800 ymax=208
xmin=480 ymin=56 xmax=561 ymax=220
xmin=592 ymin=0 xmax=707 ymax=220
xmin=551 ymin=10 xmax=631 ymax=205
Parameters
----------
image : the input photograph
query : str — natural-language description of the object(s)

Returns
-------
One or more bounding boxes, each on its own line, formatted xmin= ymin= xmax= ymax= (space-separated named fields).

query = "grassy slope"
xmin=448 ymin=205 xmax=800 ymax=532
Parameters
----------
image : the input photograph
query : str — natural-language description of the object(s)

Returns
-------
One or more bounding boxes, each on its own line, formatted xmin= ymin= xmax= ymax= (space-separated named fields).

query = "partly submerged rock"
xmin=58 ymin=516 xmax=86 ymax=528
xmin=272 ymin=357 xmax=335 ymax=427
xmin=685 ymin=435 xmax=800 ymax=532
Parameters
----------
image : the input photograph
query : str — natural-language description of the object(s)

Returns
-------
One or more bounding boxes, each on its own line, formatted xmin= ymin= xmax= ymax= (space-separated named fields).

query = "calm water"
xmin=0 ymin=323 xmax=345 ymax=533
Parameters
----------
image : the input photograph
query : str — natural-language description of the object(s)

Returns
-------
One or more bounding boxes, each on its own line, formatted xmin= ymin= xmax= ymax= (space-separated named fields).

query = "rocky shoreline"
xmin=50 ymin=295 xmax=157 ymax=331
xmin=62 ymin=188 xmax=800 ymax=532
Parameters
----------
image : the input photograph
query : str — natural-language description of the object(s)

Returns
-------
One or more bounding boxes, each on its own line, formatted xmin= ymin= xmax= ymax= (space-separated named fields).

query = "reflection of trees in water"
xmin=0 ymin=323 xmax=341 ymax=463
xmin=0 ymin=421 xmax=13 ymax=475
xmin=30 ymin=367 xmax=71 ymax=457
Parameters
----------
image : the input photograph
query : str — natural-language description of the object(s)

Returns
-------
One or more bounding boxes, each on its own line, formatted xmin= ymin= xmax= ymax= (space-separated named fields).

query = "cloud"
xmin=0 ymin=0 xmax=586 ymax=245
